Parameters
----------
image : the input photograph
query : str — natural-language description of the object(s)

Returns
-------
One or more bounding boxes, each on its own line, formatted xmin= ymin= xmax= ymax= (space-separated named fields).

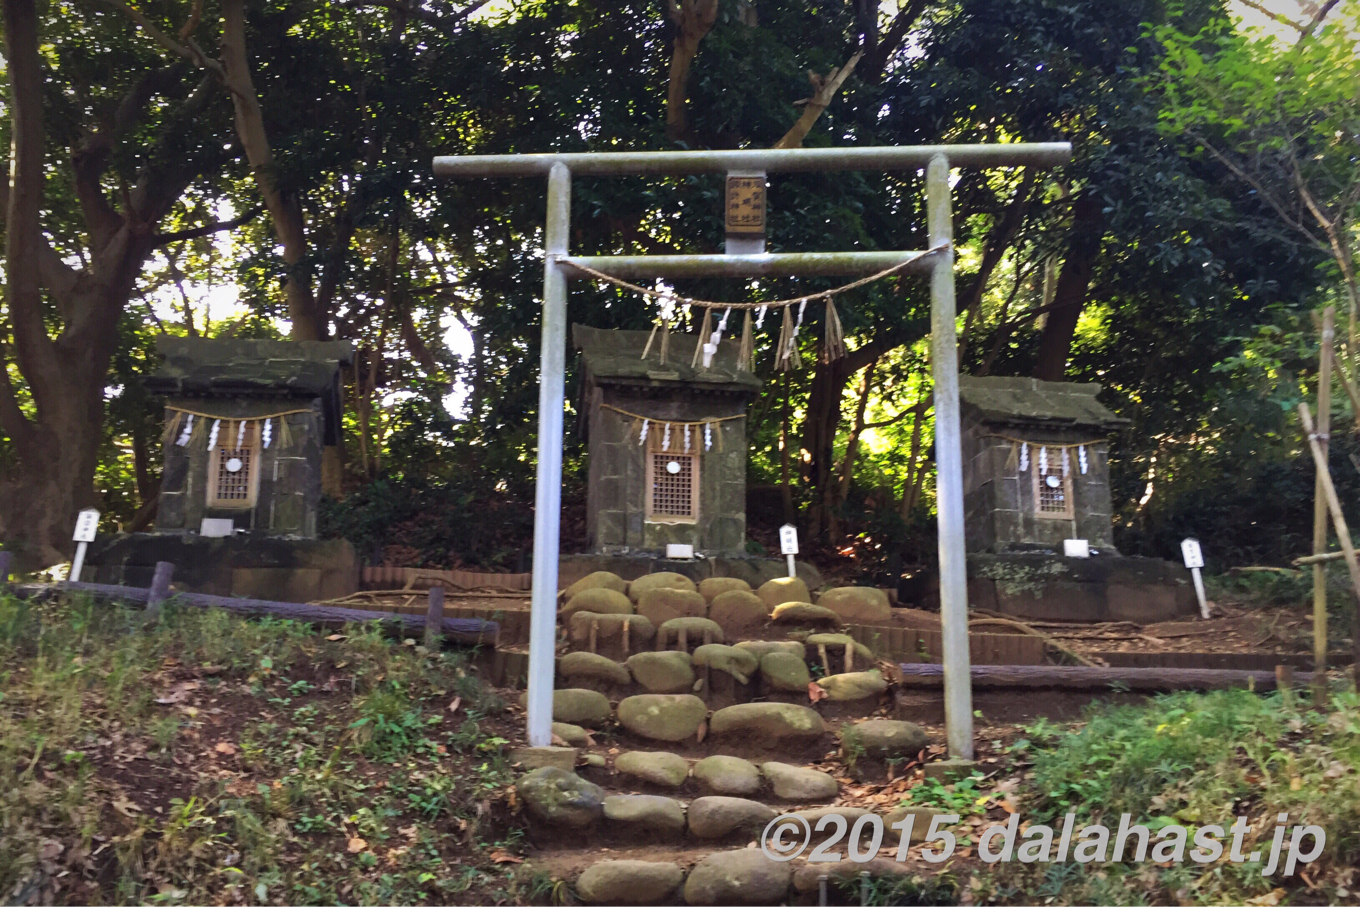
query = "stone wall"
xmin=586 ymin=386 xmax=748 ymax=555
xmin=156 ymin=399 xmax=323 ymax=538
xmin=961 ymin=413 xmax=1115 ymax=552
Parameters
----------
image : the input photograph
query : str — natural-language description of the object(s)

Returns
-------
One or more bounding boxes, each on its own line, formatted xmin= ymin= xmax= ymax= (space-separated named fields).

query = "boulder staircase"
xmin=508 ymin=571 xmax=949 ymax=906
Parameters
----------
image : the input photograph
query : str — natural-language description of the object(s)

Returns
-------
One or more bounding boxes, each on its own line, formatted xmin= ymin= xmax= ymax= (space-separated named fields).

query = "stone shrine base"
xmin=967 ymin=552 xmax=1198 ymax=623
xmin=84 ymin=533 xmax=359 ymax=603
xmin=559 ymin=553 xmax=822 ymax=592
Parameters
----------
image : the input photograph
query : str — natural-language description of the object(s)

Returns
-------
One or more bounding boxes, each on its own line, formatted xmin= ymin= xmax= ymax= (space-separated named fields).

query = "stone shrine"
xmin=955 ymin=376 xmax=1197 ymax=622
xmin=574 ymin=324 xmax=758 ymax=557
xmin=85 ymin=338 xmax=359 ymax=602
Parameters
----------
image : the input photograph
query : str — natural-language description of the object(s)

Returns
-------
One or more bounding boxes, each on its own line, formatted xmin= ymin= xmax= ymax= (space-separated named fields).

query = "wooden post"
xmin=1314 ymin=307 xmax=1334 ymax=704
xmin=146 ymin=561 xmax=174 ymax=617
xmin=0 ymin=550 xmax=12 ymax=587
xmin=1298 ymin=403 xmax=1360 ymax=661
xmin=1276 ymin=665 xmax=1295 ymax=709
xmin=424 ymin=586 xmax=445 ymax=652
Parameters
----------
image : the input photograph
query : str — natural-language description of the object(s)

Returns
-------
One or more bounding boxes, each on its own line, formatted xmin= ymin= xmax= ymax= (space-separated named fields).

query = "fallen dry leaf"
xmin=347 ymin=837 xmax=368 ymax=853
xmin=214 ymin=742 xmax=237 ymax=756
xmin=550 ymin=733 xmax=569 ymax=747
xmin=489 ymin=849 xmax=524 ymax=864
xmin=808 ymin=682 xmax=828 ymax=703
xmin=695 ymin=721 xmax=707 ymax=744
xmin=154 ymin=681 xmax=198 ymax=705
xmin=448 ymin=696 xmax=462 ymax=714
xmin=1245 ymin=889 xmax=1285 ymax=907
xmin=326 ymin=634 xmax=344 ymax=642
xmin=112 ymin=796 xmax=141 ymax=817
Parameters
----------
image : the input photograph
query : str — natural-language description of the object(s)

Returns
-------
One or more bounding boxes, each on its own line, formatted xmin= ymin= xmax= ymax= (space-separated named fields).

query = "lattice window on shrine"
xmin=1032 ymin=467 xmax=1074 ymax=520
xmin=646 ymin=432 xmax=699 ymax=523
xmin=209 ymin=421 xmax=261 ymax=508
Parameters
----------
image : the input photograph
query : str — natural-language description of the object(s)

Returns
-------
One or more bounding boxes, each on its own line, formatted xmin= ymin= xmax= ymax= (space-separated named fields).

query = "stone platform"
xmin=559 ymin=553 xmax=822 ymax=592
xmin=966 ymin=552 xmax=1197 ymax=623
xmin=84 ymin=532 xmax=359 ymax=603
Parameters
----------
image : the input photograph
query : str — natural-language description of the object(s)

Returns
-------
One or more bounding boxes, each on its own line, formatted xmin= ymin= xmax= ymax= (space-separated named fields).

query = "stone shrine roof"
xmin=573 ymin=324 xmax=761 ymax=392
xmin=146 ymin=338 xmax=354 ymax=398
xmin=959 ymin=375 xmax=1127 ymax=431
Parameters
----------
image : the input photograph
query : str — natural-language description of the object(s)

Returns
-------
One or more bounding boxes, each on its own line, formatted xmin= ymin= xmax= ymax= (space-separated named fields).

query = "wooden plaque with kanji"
xmin=724 ymin=175 xmax=766 ymax=235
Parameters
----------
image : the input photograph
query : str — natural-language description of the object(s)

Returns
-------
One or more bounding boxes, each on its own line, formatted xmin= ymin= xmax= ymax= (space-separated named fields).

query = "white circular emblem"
xmin=666 ymin=461 xmax=681 ymax=475
xmin=226 ymin=457 xmax=244 ymax=473
xmin=1045 ymin=474 xmax=1061 ymax=488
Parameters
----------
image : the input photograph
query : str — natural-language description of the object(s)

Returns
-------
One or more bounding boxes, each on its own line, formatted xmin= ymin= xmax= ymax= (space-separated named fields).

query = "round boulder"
xmin=563 ymin=571 xmax=628 ymax=601
xmin=771 ymin=602 xmax=843 ymax=626
xmin=814 ymin=670 xmax=888 ymax=701
xmin=805 ymin=633 xmax=875 ymax=665
xmin=637 ymin=588 xmax=708 ymax=626
xmin=617 ymin=694 xmax=708 ymax=742
xmin=708 ymin=702 xmax=825 ymax=741
xmin=615 ymin=750 xmax=690 ymax=788
xmin=518 ymin=688 xmax=612 ymax=727
xmin=736 ymin=639 xmax=805 ymax=660
xmin=559 ymin=651 xmax=631 ymax=686
xmin=568 ymin=612 xmax=656 ymax=649
xmin=816 ymin=586 xmax=892 ymax=623
xmin=760 ymin=762 xmax=839 ymax=801
xmin=707 ymin=590 xmax=769 ymax=635
xmin=683 ymin=848 xmax=792 ymax=905
xmin=576 ymin=860 xmax=683 ymax=905
xmin=552 ymin=722 xmax=593 ymax=747
xmin=517 ymin=767 xmax=605 ymax=827
xmin=562 ymin=587 xmax=634 ymax=620
xmin=686 ymin=796 xmax=777 ymax=839
xmin=769 ymin=807 xmax=874 ymax=841
xmin=698 ymin=576 xmax=751 ymax=603
xmin=625 ymin=651 xmax=696 ymax=693
xmin=839 ymin=719 xmax=930 ymax=760
xmin=759 ymin=651 xmax=811 ymax=691
xmin=691 ymin=644 xmax=759 ymax=684
xmin=629 ymin=572 xmax=697 ymax=601
xmin=604 ymin=794 xmax=686 ymax=834
xmin=792 ymin=858 xmax=913 ymax=894
xmin=658 ymin=617 xmax=724 ymax=645
xmin=691 ymin=755 xmax=761 ymax=795
xmin=755 ymin=576 xmax=811 ymax=611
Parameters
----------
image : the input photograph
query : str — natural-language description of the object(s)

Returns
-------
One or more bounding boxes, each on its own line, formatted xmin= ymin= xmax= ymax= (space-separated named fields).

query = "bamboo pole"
xmin=1299 ymin=403 xmax=1360 ymax=660
xmin=1294 ymin=550 xmax=1348 ymax=566
xmin=1314 ymin=307 xmax=1334 ymax=700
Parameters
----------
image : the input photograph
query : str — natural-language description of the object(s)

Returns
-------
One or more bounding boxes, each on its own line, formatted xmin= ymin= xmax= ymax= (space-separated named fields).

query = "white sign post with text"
xmin=779 ymin=524 xmax=799 ymax=578
xmin=69 ymin=508 xmax=100 ymax=583
xmin=1181 ymin=538 xmax=1209 ymax=619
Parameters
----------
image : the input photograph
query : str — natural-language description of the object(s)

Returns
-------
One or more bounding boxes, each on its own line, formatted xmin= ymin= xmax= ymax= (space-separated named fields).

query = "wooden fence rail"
xmin=11 ymin=580 xmax=499 ymax=646
xmin=897 ymin=662 xmax=1308 ymax=691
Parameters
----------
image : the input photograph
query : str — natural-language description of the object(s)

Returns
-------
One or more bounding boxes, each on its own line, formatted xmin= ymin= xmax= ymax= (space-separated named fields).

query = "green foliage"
xmin=0 ymin=592 xmax=521 ymax=904
xmin=906 ymin=771 xmax=990 ymax=816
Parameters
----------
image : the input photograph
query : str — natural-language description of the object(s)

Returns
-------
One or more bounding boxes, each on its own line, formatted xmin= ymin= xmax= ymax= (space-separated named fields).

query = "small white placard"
xmin=200 ymin=518 xmax=235 ymax=538
xmin=665 ymin=543 xmax=694 ymax=560
xmin=1063 ymin=539 xmax=1090 ymax=558
xmin=72 ymin=508 xmax=100 ymax=543
xmin=779 ymin=524 xmax=799 ymax=556
xmin=1181 ymin=538 xmax=1204 ymax=569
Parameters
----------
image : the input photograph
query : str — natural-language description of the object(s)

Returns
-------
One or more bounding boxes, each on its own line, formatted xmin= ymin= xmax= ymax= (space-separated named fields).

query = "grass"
xmin=0 ymin=592 xmax=530 ymax=905
xmin=991 ymin=687 xmax=1360 ymax=905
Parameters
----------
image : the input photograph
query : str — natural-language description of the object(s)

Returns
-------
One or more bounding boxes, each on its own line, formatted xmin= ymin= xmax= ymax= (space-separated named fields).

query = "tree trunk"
xmin=664 ymin=0 xmax=718 ymax=142
xmin=828 ymin=359 xmax=877 ymax=542
xmin=900 ymin=401 xmax=926 ymax=520
xmin=219 ymin=0 xmax=325 ymax=340
xmin=1034 ymin=192 xmax=1104 ymax=382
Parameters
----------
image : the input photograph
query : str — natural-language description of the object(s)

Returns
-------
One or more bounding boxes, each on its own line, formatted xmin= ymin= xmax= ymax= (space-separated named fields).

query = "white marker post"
xmin=69 ymin=508 xmax=100 ymax=583
xmin=779 ymin=523 xmax=799 ymax=578
xmin=1181 ymin=538 xmax=1210 ymax=619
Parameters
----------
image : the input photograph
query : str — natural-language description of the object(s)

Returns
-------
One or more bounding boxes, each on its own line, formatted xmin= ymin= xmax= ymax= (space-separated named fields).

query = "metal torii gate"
xmin=433 ymin=144 xmax=1071 ymax=758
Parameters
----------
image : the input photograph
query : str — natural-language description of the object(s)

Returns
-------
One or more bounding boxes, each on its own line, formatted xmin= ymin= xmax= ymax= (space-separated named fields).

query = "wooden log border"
xmin=12 ymin=581 xmax=499 ymax=646
xmin=897 ymin=662 xmax=1310 ymax=692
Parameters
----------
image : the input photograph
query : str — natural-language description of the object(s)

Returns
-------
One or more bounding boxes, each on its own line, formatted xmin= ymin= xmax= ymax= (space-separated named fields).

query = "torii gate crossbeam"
xmin=433 ymin=144 xmax=1071 ymax=760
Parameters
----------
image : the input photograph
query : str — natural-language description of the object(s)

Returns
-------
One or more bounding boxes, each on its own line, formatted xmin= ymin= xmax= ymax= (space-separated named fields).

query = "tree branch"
xmin=153 ymin=205 xmax=262 ymax=245
xmin=774 ymin=49 xmax=864 ymax=150
xmin=861 ymin=0 xmax=929 ymax=82
xmin=337 ymin=0 xmax=490 ymax=36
